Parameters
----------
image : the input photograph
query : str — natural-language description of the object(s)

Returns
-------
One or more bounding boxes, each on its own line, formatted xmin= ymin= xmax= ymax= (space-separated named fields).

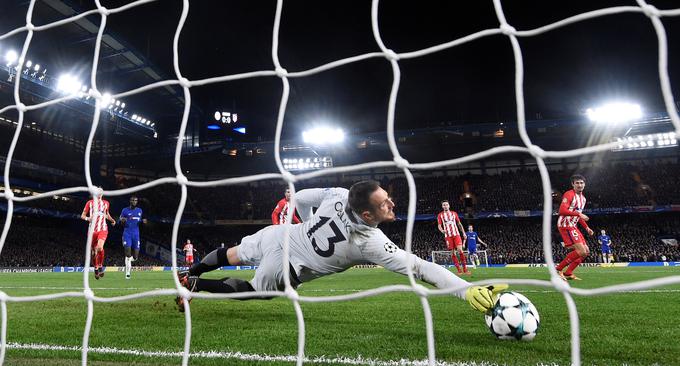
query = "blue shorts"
xmin=601 ymin=247 xmax=611 ymax=254
xmin=122 ymin=230 xmax=140 ymax=250
xmin=468 ymin=246 xmax=477 ymax=254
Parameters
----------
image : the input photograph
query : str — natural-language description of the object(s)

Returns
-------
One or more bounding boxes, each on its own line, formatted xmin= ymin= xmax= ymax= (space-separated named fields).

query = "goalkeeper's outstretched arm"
xmin=359 ymin=232 xmax=505 ymax=312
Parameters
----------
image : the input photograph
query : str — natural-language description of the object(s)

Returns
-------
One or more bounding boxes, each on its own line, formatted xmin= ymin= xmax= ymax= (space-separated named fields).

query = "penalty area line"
xmin=5 ymin=342 xmax=502 ymax=366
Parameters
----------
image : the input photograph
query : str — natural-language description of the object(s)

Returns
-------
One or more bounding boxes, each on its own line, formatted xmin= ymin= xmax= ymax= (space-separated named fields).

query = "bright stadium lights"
xmin=586 ymin=102 xmax=642 ymax=124
xmin=283 ymin=156 xmax=333 ymax=171
xmin=302 ymin=127 xmax=345 ymax=145
xmin=5 ymin=50 xmax=17 ymax=66
xmin=612 ymin=132 xmax=677 ymax=151
xmin=25 ymin=60 xmax=32 ymax=68
xmin=33 ymin=64 xmax=40 ymax=71
xmin=100 ymin=93 xmax=112 ymax=108
xmin=56 ymin=73 xmax=82 ymax=95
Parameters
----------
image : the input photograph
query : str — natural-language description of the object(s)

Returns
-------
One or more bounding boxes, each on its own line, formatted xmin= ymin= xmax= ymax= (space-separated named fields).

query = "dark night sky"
xmin=1 ymin=0 xmax=680 ymax=141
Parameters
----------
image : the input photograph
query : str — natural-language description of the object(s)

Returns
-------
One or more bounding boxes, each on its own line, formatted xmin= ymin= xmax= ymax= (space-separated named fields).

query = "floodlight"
xmin=100 ymin=93 xmax=112 ymax=108
xmin=57 ymin=74 xmax=82 ymax=94
xmin=25 ymin=60 xmax=32 ymax=68
xmin=151 ymin=123 xmax=155 ymax=127
xmin=121 ymin=103 xmax=125 ymax=108
xmin=302 ymin=127 xmax=345 ymax=145
xmin=5 ymin=50 xmax=17 ymax=65
xmin=115 ymin=100 xmax=121 ymax=106
xmin=34 ymin=64 xmax=40 ymax=71
xmin=586 ymin=102 xmax=642 ymax=124
xmin=132 ymin=114 xmax=138 ymax=120
xmin=142 ymin=118 xmax=147 ymax=123
xmin=214 ymin=111 xmax=221 ymax=121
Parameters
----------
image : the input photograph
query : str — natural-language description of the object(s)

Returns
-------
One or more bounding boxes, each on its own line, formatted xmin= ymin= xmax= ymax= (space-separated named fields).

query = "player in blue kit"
xmin=598 ymin=229 xmax=613 ymax=265
xmin=120 ymin=196 xmax=147 ymax=279
xmin=465 ymin=225 xmax=488 ymax=267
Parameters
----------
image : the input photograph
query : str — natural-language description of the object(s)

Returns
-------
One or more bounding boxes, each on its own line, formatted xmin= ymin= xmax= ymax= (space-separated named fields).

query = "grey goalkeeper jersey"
xmin=286 ymin=188 xmax=469 ymax=299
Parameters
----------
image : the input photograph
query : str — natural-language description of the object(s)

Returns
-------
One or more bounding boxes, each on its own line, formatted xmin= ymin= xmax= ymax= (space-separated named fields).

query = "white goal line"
xmin=5 ymin=342 xmax=502 ymax=366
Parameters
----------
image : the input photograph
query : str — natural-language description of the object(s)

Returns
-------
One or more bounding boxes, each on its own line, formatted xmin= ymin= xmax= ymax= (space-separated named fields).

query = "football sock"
xmin=189 ymin=248 xmax=229 ymax=276
xmin=556 ymin=251 xmax=580 ymax=271
xmin=564 ymin=256 xmax=584 ymax=276
xmin=196 ymin=277 xmax=255 ymax=295
xmin=97 ymin=249 xmax=105 ymax=269
xmin=459 ymin=251 xmax=468 ymax=271
xmin=451 ymin=253 xmax=461 ymax=272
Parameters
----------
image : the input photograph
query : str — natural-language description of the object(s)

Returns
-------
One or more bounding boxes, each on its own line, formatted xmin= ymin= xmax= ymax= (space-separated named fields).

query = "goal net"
xmin=432 ymin=250 xmax=489 ymax=269
xmin=1 ymin=1 xmax=680 ymax=366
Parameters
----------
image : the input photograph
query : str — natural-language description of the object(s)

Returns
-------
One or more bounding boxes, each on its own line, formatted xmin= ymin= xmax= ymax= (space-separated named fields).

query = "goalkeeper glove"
xmin=465 ymin=284 xmax=509 ymax=313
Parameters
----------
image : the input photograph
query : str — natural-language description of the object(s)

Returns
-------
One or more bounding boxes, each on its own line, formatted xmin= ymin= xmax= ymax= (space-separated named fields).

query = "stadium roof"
xmin=1 ymin=1 xmax=680 ymax=144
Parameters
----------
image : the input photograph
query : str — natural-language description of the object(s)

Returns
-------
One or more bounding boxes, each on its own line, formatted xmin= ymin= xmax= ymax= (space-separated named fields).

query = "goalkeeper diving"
xmin=177 ymin=180 xmax=506 ymax=313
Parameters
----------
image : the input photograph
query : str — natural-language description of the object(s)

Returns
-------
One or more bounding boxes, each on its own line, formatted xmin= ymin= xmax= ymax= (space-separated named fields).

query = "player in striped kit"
xmin=598 ymin=229 xmax=614 ymax=265
xmin=271 ymin=188 xmax=301 ymax=225
xmin=437 ymin=200 xmax=469 ymax=275
xmin=183 ymin=239 xmax=197 ymax=266
xmin=81 ymin=189 xmax=116 ymax=280
xmin=555 ymin=175 xmax=594 ymax=281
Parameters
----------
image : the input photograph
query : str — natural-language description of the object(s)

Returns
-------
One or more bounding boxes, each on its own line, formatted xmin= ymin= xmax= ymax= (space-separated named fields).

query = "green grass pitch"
xmin=1 ymin=266 xmax=679 ymax=365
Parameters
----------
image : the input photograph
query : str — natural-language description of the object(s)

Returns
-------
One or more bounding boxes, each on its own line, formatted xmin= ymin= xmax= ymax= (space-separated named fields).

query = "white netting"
xmin=1 ymin=1 xmax=680 ymax=365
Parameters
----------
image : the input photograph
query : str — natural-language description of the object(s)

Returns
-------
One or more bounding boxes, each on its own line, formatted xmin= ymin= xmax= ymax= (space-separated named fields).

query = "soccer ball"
xmin=484 ymin=291 xmax=540 ymax=341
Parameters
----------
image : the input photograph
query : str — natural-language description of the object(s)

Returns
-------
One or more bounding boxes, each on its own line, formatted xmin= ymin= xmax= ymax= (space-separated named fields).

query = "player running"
xmin=183 ymin=239 xmax=197 ymax=266
xmin=555 ymin=175 xmax=594 ymax=281
xmin=271 ymin=188 xmax=301 ymax=225
xmin=120 ymin=196 xmax=146 ymax=279
xmin=598 ymin=229 xmax=613 ymax=265
xmin=437 ymin=200 xmax=469 ymax=275
xmin=466 ymin=225 xmax=488 ymax=267
xmin=81 ymin=189 xmax=116 ymax=280
xmin=175 ymin=181 xmax=507 ymax=314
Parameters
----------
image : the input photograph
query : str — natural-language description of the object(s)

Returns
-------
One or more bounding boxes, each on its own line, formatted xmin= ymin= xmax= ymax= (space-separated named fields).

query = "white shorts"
xmin=237 ymin=226 xmax=300 ymax=292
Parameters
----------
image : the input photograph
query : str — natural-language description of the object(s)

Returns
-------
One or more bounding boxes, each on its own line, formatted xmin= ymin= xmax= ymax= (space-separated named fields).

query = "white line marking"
xmin=5 ymin=342 xmax=504 ymax=366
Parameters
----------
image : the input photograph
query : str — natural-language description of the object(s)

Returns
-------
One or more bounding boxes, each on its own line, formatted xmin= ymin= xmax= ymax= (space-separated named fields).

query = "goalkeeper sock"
xmin=196 ymin=277 xmax=257 ymax=298
xmin=556 ymin=251 xmax=580 ymax=271
xmin=189 ymin=248 xmax=229 ymax=276
xmin=564 ymin=256 xmax=584 ymax=276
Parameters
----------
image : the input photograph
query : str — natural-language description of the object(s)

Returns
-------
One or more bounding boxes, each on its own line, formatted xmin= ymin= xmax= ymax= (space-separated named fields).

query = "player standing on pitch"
xmin=271 ymin=188 xmax=301 ymax=225
xmin=81 ymin=189 xmax=116 ymax=280
xmin=555 ymin=174 xmax=594 ymax=281
xmin=437 ymin=200 xmax=469 ymax=275
xmin=120 ymin=196 xmax=146 ymax=279
xmin=466 ymin=225 xmax=488 ymax=267
xmin=175 ymin=181 xmax=506 ymax=313
xmin=598 ymin=229 xmax=613 ymax=266
xmin=183 ymin=239 xmax=197 ymax=266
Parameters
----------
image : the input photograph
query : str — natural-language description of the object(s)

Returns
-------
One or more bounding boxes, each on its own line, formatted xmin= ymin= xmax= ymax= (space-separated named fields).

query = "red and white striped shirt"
xmin=183 ymin=243 xmax=194 ymax=258
xmin=557 ymin=190 xmax=588 ymax=228
xmin=272 ymin=198 xmax=301 ymax=225
xmin=437 ymin=210 xmax=461 ymax=238
xmin=83 ymin=199 xmax=111 ymax=232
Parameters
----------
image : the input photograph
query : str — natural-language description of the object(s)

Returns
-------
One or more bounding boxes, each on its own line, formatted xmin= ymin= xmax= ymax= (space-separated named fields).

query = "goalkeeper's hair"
xmin=570 ymin=174 xmax=586 ymax=183
xmin=348 ymin=180 xmax=380 ymax=215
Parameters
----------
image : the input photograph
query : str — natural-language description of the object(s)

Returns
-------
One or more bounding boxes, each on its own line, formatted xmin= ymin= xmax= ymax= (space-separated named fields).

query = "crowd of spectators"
xmin=381 ymin=213 xmax=680 ymax=265
xmin=1 ymin=212 xmax=678 ymax=267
